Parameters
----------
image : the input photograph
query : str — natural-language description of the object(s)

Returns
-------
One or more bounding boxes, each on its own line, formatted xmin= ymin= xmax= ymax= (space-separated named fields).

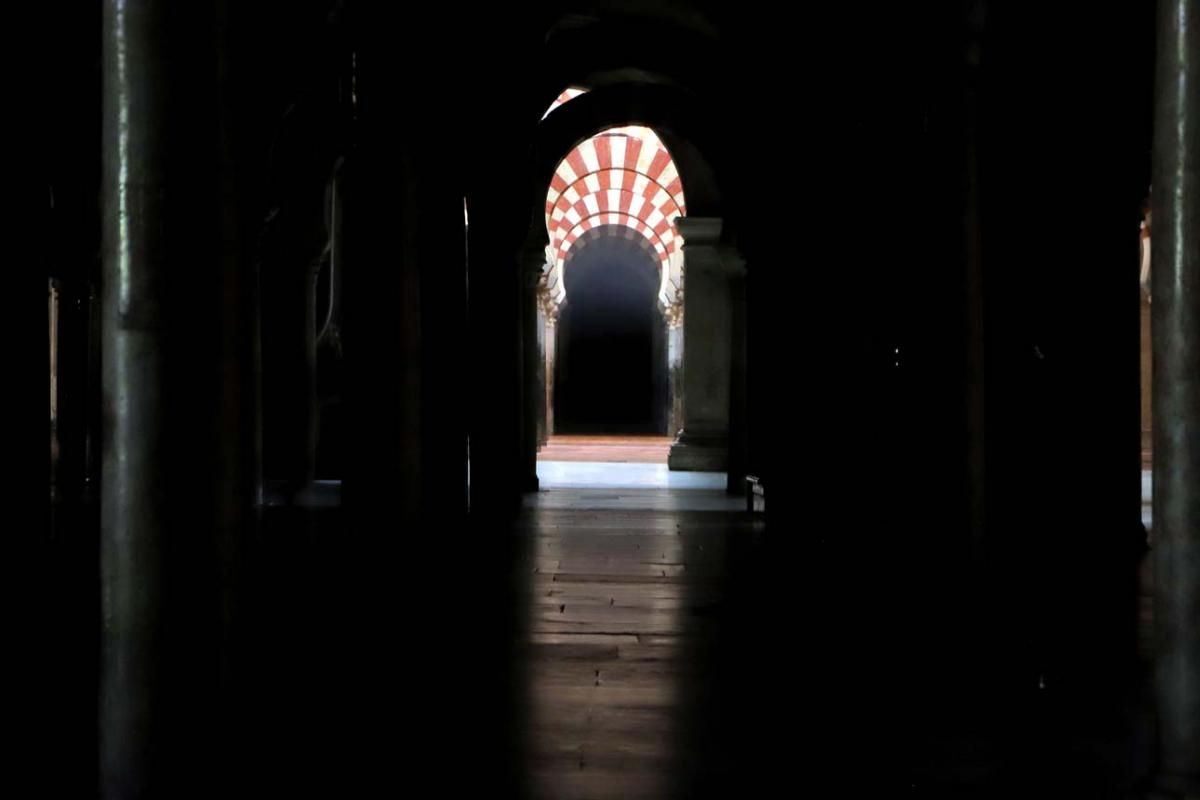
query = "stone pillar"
xmin=545 ymin=305 xmax=558 ymax=438
xmin=652 ymin=304 xmax=669 ymax=434
xmin=100 ymin=4 xmax=170 ymax=794
xmin=520 ymin=244 xmax=547 ymax=492
xmin=535 ymin=295 xmax=548 ymax=447
xmin=726 ymin=265 xmax=749 ymax=492
xmin=101 ymin=3 xmax=256 ymax=794
xmin=260 ymin=258 xmax=319 ymax=492
xmin=665 ymin=302 xmax=684 ymax=437
xmin=668 ymin=217 xmax=744 ymax=471
xmin=1151 ymin=0 xmax=1200 ymax=794
xmin=464 ymin=211 xmax=526 ymax=515
xmin=1141 ymin=213 xmax=1154 ymax=468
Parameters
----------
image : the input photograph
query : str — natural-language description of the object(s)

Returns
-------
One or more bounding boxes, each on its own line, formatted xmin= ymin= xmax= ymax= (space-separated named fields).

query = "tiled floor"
xmin=514 ymin=497 xmax=753 ymax=799
xmin=148 ymin=468 xmax=1157 ymax=799
xmin=537 ymin=435 xmax=672 ymax=463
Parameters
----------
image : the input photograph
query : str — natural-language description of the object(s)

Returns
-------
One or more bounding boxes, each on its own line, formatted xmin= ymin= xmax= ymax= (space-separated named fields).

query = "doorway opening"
xmin=531 ymin=96 xmax=721 ymax=490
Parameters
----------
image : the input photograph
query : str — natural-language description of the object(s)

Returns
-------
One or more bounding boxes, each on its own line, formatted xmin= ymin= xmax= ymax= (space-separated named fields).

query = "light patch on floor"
xmin=536 ymin=460 xmax=726 ymax=490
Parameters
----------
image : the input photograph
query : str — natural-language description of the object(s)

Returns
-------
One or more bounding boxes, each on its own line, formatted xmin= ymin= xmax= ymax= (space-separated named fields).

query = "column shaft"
xmin=520 ymin=255 xmax=544 ymax=491
xmin=545 ymin=317 xmax=557 ymax=437
xmin=1152 ymin=0 xmax=1200 ymax=792
xmin=100 ymin=2 xmax=169 ymax=793
xmin=101 ymin=3 xmax=255 ymax=793
xmin=669 ymin=218 xmax=740 ymax=471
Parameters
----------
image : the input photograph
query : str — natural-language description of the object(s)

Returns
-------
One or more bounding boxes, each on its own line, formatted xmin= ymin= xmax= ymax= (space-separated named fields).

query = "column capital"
xmin=663 ymin=300 xmax=684 ymax=328
xmin=524 ymin=265 xmax=546 ymax=289
xmin=675 ymin=217 xmax=746 ymax=277
xmin=536 ymin=282 xmax=559 ymax=320
xmin=674 ymin=215 xmax=723 ymax=245
xmin=517 ymin=235 xmax=551 ymax=277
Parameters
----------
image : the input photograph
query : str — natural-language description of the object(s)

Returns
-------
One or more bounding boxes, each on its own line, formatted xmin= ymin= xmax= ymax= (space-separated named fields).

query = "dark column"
xmin=100 ymin=4 xmax=170 ymax=794
xmin=466 ymin=203 xmax=526 ymax=515
xmin=546 ymin=309 xmax=558 ymax=438
xmin=1152 ymin=0 xmax=1200 ymax=793
xmin=101 ymin=2 xmax=255 ymax=795
xmin=666 ymin=305 xmax=683 ymax=437
xmin=536 ymin=301 xmax=548 ymax=447
xmin=418 ymin=176 xmax=469 ymax=520
xmin=341 ymin=149 xmax=422 ymax=523
xmin=668 ymin=217 xmax=743 ymax=471
xmin=260 ymin=256 xmax=319 ymax=491
xmin=726 ymin=267 xmax=748 ymax=493
xmin=520 ymin=240 xmax=546 ymax=492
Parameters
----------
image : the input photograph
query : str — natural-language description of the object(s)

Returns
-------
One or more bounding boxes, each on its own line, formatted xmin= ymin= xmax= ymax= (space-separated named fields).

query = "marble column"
xmin=520 ymin=244 xmax=547 ymax=492
xmin=100 ymin=4 xmax=170 ymax=794
xmin=535 ymin=289 xmax=551 ymax=447
xmin=1151 ymin=0 xmax=1200 ymax=794
xmin=101 ymin=2 xmax=257 ymax=794
xmin=669 ymin=217 xmax=744 ymax=471
xmin=665 ymin=302 xmax=684 ymax=438
xmin=726 ymin=266 xmax=749 ymax=492
xmin=545 ymin=304 xmax=558 ymax=439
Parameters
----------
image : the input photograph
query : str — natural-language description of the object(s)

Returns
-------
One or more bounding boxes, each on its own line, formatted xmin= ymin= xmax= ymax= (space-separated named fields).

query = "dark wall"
xmin=720 ymin=1 xmax=1155 ymax=794
xmin=27 ymin=4 xmax=104 ymax=797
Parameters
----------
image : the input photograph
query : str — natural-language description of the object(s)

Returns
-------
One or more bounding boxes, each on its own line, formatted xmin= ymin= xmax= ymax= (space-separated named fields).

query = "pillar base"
xmin=668 ymin=430 xmax=728 ymax=472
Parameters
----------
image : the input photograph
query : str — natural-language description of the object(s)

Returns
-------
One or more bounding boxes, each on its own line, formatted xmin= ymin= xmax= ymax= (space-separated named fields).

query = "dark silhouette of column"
xmin=466 ymin=197 xmax=527 ymax=515
xmin=101 ymin=2 xmax=255 ymax=794
xmin=726 ymin=264 xmax=748 ymax=492
xmin=520 ymin=239 xmax=547 ymax=491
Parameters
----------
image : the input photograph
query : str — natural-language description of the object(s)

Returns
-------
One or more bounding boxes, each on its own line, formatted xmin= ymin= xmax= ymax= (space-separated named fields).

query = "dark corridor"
xmin=23 ymin=1 xmax=1200 ymax=798
xmin=554 ymin=238 xmax=668 ymax=435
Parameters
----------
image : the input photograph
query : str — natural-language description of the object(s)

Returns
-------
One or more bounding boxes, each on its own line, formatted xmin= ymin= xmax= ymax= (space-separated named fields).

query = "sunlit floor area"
xmin=515 ymin=490 xmax=757 ymax=799
xmin=532 ymin=461 xmax=737 ymax=511
xmin=536 ymin=460 xmax=724 ymax=490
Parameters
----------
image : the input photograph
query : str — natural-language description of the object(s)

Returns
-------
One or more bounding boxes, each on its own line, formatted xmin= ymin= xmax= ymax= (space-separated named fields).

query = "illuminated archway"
xmin=535 ymin=89 xmax=691 ymax=451
xmin=541 ymin=93 xmax=686 ymax=311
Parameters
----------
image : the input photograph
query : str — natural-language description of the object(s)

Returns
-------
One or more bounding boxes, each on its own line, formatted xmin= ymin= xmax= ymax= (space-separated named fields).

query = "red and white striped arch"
xmin=542 ymin=87 xmax=587 ymax=120
xmin=543 ymin=121 xmax=686 ymax=309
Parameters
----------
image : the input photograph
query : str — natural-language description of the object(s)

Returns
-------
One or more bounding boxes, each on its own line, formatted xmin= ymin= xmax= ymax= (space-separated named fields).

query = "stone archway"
xmin=535 ymin=111 xmax=688 ymax=451
xmin=520 ymin=82 xmax=738 ymax=482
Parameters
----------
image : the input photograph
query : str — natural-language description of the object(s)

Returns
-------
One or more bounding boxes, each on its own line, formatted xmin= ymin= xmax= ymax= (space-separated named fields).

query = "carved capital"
xmin=524 ymin=265 xmax=546 ymax=289
xmin=537 ymin=280 xmax=561 ymax=321
xmin=664 ymin=300 xmax=684 ymax=328
xmin=674 ymin=216 xmax=722 ymax=246
xmin=518 ymin=234 xmax=551 ymax=275
xmin=674 ymin=217 xmax=745 ymax=277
